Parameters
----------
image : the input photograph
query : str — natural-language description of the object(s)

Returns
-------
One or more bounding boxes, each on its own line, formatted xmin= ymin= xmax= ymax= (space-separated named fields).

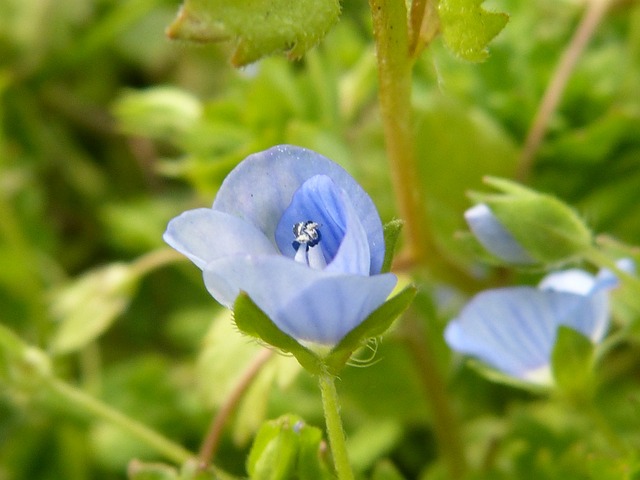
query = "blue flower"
xmin=164 ymin=145 xmax=397 ymax=346
xmin=444 ymin=263 xmax=628 ymax=385
xmin=465 ymin=204 xmax=535 ymax=265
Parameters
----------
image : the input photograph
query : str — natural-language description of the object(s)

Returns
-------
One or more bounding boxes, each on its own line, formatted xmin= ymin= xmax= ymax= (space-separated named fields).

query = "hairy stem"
xmin=517 ymin=0 xmax=614 ymax=180
xmin=319 ymin=373 xmax=354 ymax=480
xmin=198 ymin=348 xmax=274 ymax=467
xmin=369 ymin=0 xmax=433 ymax=265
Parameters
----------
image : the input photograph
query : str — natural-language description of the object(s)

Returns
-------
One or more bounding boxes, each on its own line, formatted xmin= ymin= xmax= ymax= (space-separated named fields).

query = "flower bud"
xmin=466 ymin=177 xmax=593 ymax=265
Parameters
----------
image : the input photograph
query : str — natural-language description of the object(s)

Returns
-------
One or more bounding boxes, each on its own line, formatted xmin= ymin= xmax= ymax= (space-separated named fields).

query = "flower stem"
xmin=198 ymin=348 xmax=274 ymax=467
xmin=517 ymin=0 xmax=614 ymax=180
xmin=318 ymin=373 xmax=354 ymax=480
xmin=44 ymin=376 xmax=194 ymax=465
xmin=368 ymin=0 xmax=432 ymax=265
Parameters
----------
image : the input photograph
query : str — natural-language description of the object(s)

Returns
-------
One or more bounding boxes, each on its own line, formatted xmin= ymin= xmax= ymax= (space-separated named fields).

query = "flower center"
xmin=292 ymin=221 xmax=326 ymax=270
xmin=292 ymin=221 xmax=321 ymax=248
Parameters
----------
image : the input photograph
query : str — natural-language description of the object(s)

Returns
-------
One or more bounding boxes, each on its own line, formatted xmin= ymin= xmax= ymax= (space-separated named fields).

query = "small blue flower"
xmin=465 ymin=204 xmax=535 ymax=265
xmin=444 ymin=263 xmax=629 ymax=385
xmin=164 ymin=145 xmax=397 ymax=346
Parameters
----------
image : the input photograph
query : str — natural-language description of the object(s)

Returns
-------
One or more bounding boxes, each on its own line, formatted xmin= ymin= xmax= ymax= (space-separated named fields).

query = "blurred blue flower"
xmin=164 ymin=145 xmax=397 ymax=346
xmin=465 ymin=204 xmax=535 ymax=265
xmin=444 ymin=263 xmax=630 ymax=385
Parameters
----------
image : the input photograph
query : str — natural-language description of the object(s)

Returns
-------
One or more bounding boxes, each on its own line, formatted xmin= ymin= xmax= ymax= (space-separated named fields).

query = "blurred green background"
xmin=1 ymin=0 xmax=640 ymax=478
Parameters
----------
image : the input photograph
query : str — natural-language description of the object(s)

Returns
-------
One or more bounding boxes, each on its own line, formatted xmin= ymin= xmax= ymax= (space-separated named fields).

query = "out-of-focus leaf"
xmin=438 ymin=0 xmax=508 ymax=62
xmin=371 ymin=459 xmax=406 ymax=480
xmin=551 ymin=326 xmax=594 ymax=396
xmin=49 ymin=263 xmax=140 ymax=355
xmin=414 ymin=96 xmax=517 ymax=262
xmin=166 ymin=0 xmax=341 ymax=67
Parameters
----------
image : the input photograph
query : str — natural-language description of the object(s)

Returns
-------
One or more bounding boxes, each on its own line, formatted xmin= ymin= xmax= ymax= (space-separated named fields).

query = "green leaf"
xmin=551 ymin=326 xmax=595 ymax=396
xmin=325 ymin=285 xmax=417 ymax=375
xmin=166 ymin=0 xmax=341 ymax=67
xmin=382 ymin=219 xmax=403 ymax=273
xmin=48 ymin=263 xmax=140 ymax=355
xmin=371 ymin=459 xmax=406 ymax=480
xmin=233 ymin=292 xmax=323 ymax=375
xmin=438 ymin=0 xmax=508 ymax=62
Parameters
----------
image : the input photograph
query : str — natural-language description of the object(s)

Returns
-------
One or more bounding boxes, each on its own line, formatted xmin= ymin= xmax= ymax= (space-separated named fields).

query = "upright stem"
xmin=369 ymin=0 xmax=432 ymax=265
xmin=44 ymin=377 xmax=194 ymax=465
xmin=318 ymin=373 xmax=354 ymax=480
xmin=517 ymin=0 xmax=613 ymax=180
xmin=402 ymin=314 xmax=467 ymax=479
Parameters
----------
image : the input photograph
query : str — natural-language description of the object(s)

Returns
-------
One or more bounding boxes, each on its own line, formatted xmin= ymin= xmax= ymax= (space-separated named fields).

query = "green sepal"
xmin=551 ymin=326 xmax=595 ymax=396
xmin=166 ymin=0 xmax=341 ymax=67
xmin=382 ymin=219 xmax=403 ymax=273
xmin=470 ymin=176 xmax=593 ymax=265
xmin=233 ymin=292 xmax=324 ymax=375
xmin=247 ymin=414 xmax=330 ymax=480
xmin=324 ymin=285 xmax=417 ymax=375
xmin=438 ymin=0 xmax=508 ymax=62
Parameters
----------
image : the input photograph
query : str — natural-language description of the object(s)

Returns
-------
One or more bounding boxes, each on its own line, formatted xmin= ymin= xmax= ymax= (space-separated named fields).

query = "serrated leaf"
xmin=233 ymin=292 xmax=323 ymax=375
xmin=438 ymin=0 xmax=508 ymax=62
xmin=551 ymin=326 xmax=595 ymax=396
xmin=382 ymin=219 xmax=403 ymax=273
xmin=325 ymin=285 xmax=417 ymax=375
xmin=167 ymin=0 xmax=341 ymax=67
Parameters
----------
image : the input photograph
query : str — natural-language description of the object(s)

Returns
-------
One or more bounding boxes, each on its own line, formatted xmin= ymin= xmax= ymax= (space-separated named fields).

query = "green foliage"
xmin=167 ymin=0 xmax=341 ymax=67
xmin=551 ymin=326 xmax=595 ymax=396
xmin=438 ymin=0 xmax=509 ymax=62
xmin=2 ymin=0 xmax=640 ymax=478
xmin=382 ymin=219 xmax=403 ymax=273
xmin=247 ymin=414 xmax=331 ymax=480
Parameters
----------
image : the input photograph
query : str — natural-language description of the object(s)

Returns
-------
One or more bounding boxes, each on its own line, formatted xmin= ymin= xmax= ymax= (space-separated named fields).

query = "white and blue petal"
xmin=202 ymin=255 xmax=397 ymax=345
xmin=163 ymin=208 xmax=277 ymax=270
xmin=212 ymin=145 xmax=385 ymax=274
xmin=465 ymin=204 xmax=535 ymax=265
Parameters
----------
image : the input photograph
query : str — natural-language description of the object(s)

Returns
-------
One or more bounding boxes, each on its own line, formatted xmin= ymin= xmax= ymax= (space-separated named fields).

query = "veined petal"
xmin=275 ymin=175 xmax=370 ymax=275
xmin=465 ymin=204 xmax=535 ymax=265
xmin=202 ymin=255 xmax=397 ymax=345
xmin=212 ymin=145 xmax=385 ymax=274
xmin=163 ymin=208 xmax=277 ymax=270
xmin=445 ymin=287 xmax=587 ymax=382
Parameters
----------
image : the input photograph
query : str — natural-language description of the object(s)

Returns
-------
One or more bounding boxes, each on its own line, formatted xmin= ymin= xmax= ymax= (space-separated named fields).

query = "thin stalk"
xmin=401 ymin=313 xmax=467 ymax=479
xmin=131 ymin=247 xmax=186 ymax=277
xmin=44 ymin=377 xmax=194 ymax=465
xmin=368 ymin=0 xmax=432 ymax=265
xmin=198 ymin=348 xmax=274 ymax=467
xmin=517 ymin=0 xmax=614 ymax=180
xmin=318 ymin=373 xmax=354 ymax=480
